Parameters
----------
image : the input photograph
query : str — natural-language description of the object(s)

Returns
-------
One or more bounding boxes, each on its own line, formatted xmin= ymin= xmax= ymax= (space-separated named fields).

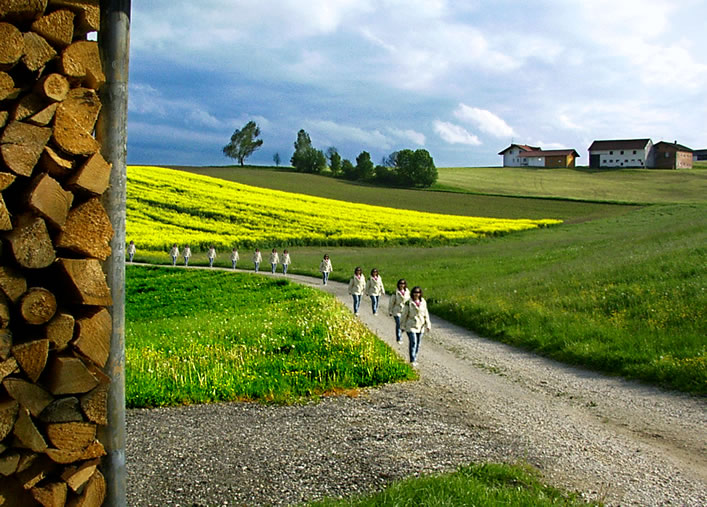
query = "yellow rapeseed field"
xmin=127 ymin=165 xmax=561 ymax=251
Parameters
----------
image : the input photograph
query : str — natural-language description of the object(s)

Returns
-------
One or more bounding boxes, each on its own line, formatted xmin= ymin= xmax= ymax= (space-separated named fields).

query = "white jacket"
xmin=282 ymin=253 xmax=291 ymax=265
xmin=253 ymin=251 xmax=262 ymax=263
xmin=348 ymin=274 xmax=366 ymax=295
xmin=269 ymin=252 xmax=279 ymax=264
xmin=319 ymin=259 xmax=332 ymax=273
xmin=183 ymin=247 xmax=191 ymax=258
xmin=231 ymin=250 xmax=239 ymax=261
xmin=365 ymin=275 xmax=385 ymax=297
xmin=128 ymin=243 xmax=136 ymax=255
xmin=208 ymin=248 xmax=216 ymax=260
xmin=388 ymin=288 xmax=410 ymax=317
xmin=400 ymin=298 xmax=431 ymax=333
xmin=170 ymin=246 xmax=179 ymax=257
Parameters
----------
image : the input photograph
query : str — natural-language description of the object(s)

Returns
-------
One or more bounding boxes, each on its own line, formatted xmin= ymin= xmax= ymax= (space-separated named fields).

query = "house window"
xmin=609 ymin=151 xmax=613 ymax=155
xmin=620 ymin=150 xmax=624 ymax=155
xmin=633 ymin=150 xmax=637 ymax=154
xmin=665 ymin=153 xmax=669 ymax=158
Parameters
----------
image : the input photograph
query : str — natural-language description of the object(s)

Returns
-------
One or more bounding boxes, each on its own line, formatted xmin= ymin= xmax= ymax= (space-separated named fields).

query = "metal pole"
xmin=98 ymin=1 xmax=131 ymax=505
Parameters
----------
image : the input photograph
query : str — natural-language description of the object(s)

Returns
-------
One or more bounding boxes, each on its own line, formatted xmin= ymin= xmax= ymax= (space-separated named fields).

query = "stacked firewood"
xmin=0 ymin=1 xmax=113 ymax=505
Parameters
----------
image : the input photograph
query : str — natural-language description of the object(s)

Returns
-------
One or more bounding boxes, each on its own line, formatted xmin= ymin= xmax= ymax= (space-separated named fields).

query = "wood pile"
xmin=0 ymin=1 xmax=112 ymax=505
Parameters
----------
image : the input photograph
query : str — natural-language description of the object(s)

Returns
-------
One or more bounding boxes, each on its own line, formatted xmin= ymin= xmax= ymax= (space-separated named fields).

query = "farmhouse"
xmin=588 ymin=139 xmax=653 ymax=168
xmin=652 ymin=141 xmax=693 ymax=169
xmin=692 ymin=149 xmax=707 ymax=161
xmin=498 ymin=144 xmax=540 ymax=167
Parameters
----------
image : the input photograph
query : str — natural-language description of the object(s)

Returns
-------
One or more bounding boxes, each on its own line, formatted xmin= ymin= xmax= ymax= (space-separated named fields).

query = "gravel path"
xmin=127 ymin=268 xmax=707 ymax=506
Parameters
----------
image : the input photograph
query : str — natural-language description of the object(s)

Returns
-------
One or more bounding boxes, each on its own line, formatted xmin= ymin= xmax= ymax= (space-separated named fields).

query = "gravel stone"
xmin=127 ymin=270 xmax=707 ymax=506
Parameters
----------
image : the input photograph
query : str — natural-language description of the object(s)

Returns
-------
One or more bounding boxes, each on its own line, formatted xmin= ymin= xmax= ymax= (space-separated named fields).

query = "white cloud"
xmin=304 ymin=120 xmax=393 ymax=149
xmin=434 ymin=121 xmax=481 ymax=146
xmin=454 ymin=104 xmax=516 ymax=138
xmin=387 ymin=127 xmax=426 ymax=146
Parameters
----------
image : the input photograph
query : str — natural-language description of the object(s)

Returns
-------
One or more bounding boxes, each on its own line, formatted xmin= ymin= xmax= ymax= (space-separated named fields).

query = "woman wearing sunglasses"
xmin=400 ymin=286 xmax=431 ymax=366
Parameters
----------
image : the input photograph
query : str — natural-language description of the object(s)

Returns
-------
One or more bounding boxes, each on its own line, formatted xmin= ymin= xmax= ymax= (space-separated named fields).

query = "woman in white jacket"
xmin=388 ymin=279 xmax=410 ymax=342
xmin=400 ymin=286 xmax=431 ymax=365
xmin=347 ymin=266 xmax=366 ymax=315
xmin=170 ymin=244 xmax=179 ymax=266
xmin=365 ymin=268 xmax=385 ymax=315
xmin=269 ymin=248 xmax=279 ymax=274
xmin=319 ymin=254 xmax=332 ymax=285
xmin=183 ymin=245 xmax=191 ymax=266
xmin=253 ymin=248 xmax=262 ymax=272
xmin=231 ymin=247 xmax=239 ymax=269
xmin=208 ymin=246 xmax=216 ymax=268
xmin=281 ymin=249 xmax=291 ymax=275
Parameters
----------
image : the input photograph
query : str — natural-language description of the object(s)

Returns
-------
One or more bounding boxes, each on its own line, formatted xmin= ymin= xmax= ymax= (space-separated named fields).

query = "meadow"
xmin=125 ymin=265 xmax=415 ymax=407
xmin=127 ymin=165 xmax=561 ymax=253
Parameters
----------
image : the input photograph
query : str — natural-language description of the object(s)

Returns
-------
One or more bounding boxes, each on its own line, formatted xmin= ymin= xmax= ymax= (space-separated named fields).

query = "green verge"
xmin=308 ymin=462 xmax=596 ymax=507
xmin=268 ymin=204 xmax=706 ymax=395
xmin=125 ymin=266 xmax=415 ymax=408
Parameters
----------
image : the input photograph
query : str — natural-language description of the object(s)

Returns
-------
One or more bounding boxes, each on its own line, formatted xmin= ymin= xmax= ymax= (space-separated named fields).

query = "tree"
xmin=291 ymin=129 xmax=326 ymax=173
xmin=327 ymin=147 xmax=342 ymax=176
xmin=355 ymin=151 xmax=375 ymax=181
xmin=395 ymin=148 xmax=437 ymax=187
xmin=273 ymin=152 xmax=281 ymax=167
xmin=222 ymin=121 xmax=263 ymax=166
xmin=341 ymin=159 xmax=356 ymax=180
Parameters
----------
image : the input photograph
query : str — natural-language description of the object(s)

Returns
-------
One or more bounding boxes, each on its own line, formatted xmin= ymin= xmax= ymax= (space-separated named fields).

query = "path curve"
xmin=126 ymin=266 xmax=706 ymax=506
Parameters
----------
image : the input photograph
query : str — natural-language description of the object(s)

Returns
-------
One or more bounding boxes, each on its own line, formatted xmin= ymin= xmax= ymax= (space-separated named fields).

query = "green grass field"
xmin=126 ymin=265 xmax=414 ymax=407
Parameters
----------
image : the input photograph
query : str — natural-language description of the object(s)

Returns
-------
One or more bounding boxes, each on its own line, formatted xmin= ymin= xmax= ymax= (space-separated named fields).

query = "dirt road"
xmin=127 ymin=268 xmax=707 ymax=505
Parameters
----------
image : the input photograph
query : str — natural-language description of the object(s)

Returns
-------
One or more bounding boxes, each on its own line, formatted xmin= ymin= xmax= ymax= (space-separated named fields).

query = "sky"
xmin=127 ymin=0 xmax=707 ymax=168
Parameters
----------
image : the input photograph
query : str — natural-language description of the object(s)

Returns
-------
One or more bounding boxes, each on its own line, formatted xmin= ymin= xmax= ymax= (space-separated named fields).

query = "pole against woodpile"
xmin=97 ymin=1 xmax=130 ymax=505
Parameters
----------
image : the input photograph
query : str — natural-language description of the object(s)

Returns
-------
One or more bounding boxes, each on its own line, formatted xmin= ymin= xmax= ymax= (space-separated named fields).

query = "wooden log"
xmin=72 ymin=308 xmax=109 ymax=367
xmin=0 ymin=22 xmax=23 ymax=70
xmin=27 ymin=102 xmax=57 ymax=127
xmin=44 ymin=312 xmax=74 ymax=351
xmin=0 ymin=0 xmax=48 ymax=22
xmin=0 ymin=70 xmax=14 ymax=101
xmin=0 ymin=265 xmax=27 ymax=303
xmin=46 ymin=421 xmax=95 ymax=451
xmin=59 ymin=40 xmax=104 ymax=89
xmin=0 ymin=357 xmax=18 ymax=382
xmin=54 ymin=258 xmax=111 ymax=306
xmin=12 ymin=93 xmax=45 ymax=121
xmin=36 ymin=73 xmax=70 ymax=102
xmin=0 ymin=172 xmax=15 ymax=191
xmin=65 ymin=151 xmax=111 ymax=195
xmin=39 ymin=396 xmax=82 ymax=423
xmin=21 ymin=31 xmax=56 ymax=72
xmin=31 ymin=9 xmax=75 ymax=48
xmin=68 ymin=467 xmax=104 ymax=507
xmin=44 ymin=356 xmax=98 ymax=395
xmin=52 ymin=93 xmax=100 ymax=156
xmin=4 ymin=214 xmax=56 ymax=269
xmin=13 ymin=406 xmax=47 ymax=452
xmin=39 ymin=144 xmax=74 ymax=179
xmin=11 ymin=338 xmax=49 ymax=382
xmin=56 ymin=197 xmax=113 ymax=260
xmin=60 ymin=458 xmax=98 ymax=492
xmin=79 ymin=383 xmax=106 ymax=425
xmin=0 ymin=450 xmax=19 ymax=476
xmin=16 ymin=453 xmax=54 ymax=490
xmin=0 ymin=291 xmax=9 ymax=328
xmin=0 ymin=110 xmax=8 ymax=128
xmin=45 ymin=440 xmax=105 ymax=464
xmin=0 ymin=398 xmax=19 ymax=441
xmin=26 ymin=173 xmax=74 ymax=228
xmin=3 ymin=377 xmax=53 ymax=417
xmin=50 ymin=1 xmax=99 ymax=36
xmin=0 ymin=121 xmax=52 ymax=177
xmin=31 ymin=480 xmax=67 ymax=507
xmin=18 ymin=287 xmax=56 ymax=325
xmin=0 ymin=329 xmax=11 ymax=360
xmin=0 ymin=195 xmax=11 ymax=231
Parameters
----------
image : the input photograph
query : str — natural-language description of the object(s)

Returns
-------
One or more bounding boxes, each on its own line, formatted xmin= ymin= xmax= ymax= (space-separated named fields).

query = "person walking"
xmin=183 ymin=245 xmax=191 ymax=266
xmin=253 ymin=248 xmax=262 ymax=272
xmin=400 ymin=286 xmax=431 ymax=366
xmin=269 ymin=248 xmax=279 ymax=274
xmin=348 ymin=266 xmax=366 ymax=315
xmin=208 ymin=246 xmax=216 ymax=268
xmin=388 ymin=279 xmax=410 ymax=343
xmin=128 ymin=240 xmax=136 ymax=262
xmin=281 ymin=249 xmax=291 ymax=275
xmin=319 ymin=254 xmax=332 ymax=285
xmin=231 ymin=247 xmax=239 ymax=269
xmin=170 ymin=244 xmax=179 ymax=266
xmin=365 ymin=268 xmax=385 ymax=315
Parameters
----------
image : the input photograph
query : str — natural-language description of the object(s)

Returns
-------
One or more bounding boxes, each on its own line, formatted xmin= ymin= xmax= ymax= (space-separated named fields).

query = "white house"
xmin=498 ymin=144 xmax=540 ymax=167
xmin=587 ymin=139 xmax=653 ymax=168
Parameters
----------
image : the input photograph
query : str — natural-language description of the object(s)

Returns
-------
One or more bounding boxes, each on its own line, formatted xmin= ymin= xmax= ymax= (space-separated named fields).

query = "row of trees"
xmin=223 ymin=122 xmax=437 ymax=188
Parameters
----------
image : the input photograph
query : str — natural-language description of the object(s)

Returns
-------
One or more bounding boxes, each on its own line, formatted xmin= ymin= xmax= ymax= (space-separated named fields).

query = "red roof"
xmin=519 ymin=149 xmax=579 ymax=158
xmin=498 ymin=144 xmax=541 ymax=155
xmin=588 ymin=139 xmax=651 ymax=151
xmin=653 ymin=141 xmax=693 ymax=152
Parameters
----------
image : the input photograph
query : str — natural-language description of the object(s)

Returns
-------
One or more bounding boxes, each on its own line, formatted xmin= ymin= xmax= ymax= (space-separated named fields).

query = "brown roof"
xmin=519 ymin=149 xmax=580 ymax=158
xmin=653 ymin=141 xmax=693 ymax=152
xmin=588 ymin=139 xmax=651 ymax=151
xmin=498 ymin=144 xmax=541 ymax=155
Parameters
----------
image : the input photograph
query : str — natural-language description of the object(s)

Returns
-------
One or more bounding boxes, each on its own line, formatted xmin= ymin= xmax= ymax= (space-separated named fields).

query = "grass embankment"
xmin=277 ymin=204 xmax=707 ymax=394
xmin=310 ymin=463 xmax=593 ymax=507
xmin=126 ymin=265 xmax=414 ymax=407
